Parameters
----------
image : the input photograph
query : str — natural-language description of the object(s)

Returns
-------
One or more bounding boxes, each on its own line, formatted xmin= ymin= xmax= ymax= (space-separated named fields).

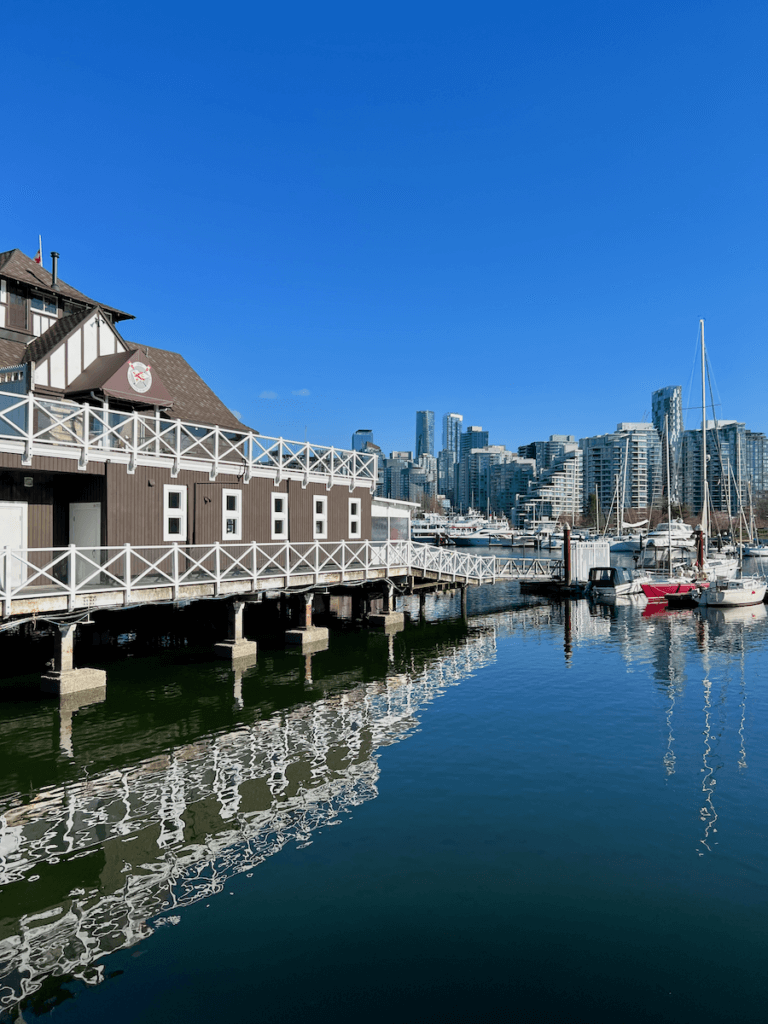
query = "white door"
xmin=69 ymin=502 xmax=102 ymax=584
xmin=0 ymin=501 xmax=28 ymax=590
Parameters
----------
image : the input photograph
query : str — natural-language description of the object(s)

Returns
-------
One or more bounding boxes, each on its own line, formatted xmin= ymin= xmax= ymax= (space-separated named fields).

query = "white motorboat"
xmin=610 ymin=533 xmax=644 ymax=553
xmin=644 ymin=519 xmax=695 ymax=551
xmin=742 ymin=544 xmax=768 ymax=558
xmin=588 ymin=566 xmax=643 ymax=600
xmin=453 ymin=526 xmax=516 ymax=548
xmin=695 ymin=576 xmax=767 ymax=608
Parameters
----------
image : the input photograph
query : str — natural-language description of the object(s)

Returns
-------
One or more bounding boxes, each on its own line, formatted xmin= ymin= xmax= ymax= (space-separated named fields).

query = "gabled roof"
xmin=0 ymin=249 xmax=134 ymax=322
xmin=24 ymin=308 xmax=95 ymax=364
xmin=66 ymin=350 xmax=174 ymax=408
xmin=24 ymin=305 xmax=129 ymax=366
xmin=141 ymin=346 xmax=247 ymax=431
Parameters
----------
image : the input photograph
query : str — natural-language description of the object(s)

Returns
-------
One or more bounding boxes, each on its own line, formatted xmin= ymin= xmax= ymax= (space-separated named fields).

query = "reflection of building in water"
xmin=0 ymin=628 xmax=499 ymax=1013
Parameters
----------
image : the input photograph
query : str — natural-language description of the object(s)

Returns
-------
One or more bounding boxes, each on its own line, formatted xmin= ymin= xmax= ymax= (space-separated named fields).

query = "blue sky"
xmin=3 ymin=1 xmax=766 ymax=455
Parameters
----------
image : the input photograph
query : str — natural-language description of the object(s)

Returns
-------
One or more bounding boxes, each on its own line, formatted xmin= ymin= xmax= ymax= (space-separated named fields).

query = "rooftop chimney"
xmin=50 ymin=252 xmax=59 ymax=288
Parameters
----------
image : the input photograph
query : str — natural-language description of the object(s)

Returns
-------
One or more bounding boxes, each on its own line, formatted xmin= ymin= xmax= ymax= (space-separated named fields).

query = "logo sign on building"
xmin=127 ymin=361 xmax=152 ymax=394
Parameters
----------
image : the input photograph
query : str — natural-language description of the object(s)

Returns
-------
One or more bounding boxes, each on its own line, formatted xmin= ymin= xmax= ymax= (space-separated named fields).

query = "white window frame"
xmin=222 ymin=488 xmax=242 ymax=541
xmin=348 ymin=496 xmax=361 ymax=539
xmin=271 ymin=492 xmax=288 ymax=540
xmin=313 ymin=495 xmax=328 ymax=540
xmin=163 ymin=485 xmax=187 ymax=542
xmin=30 ymin=293 xmax=58 ymax=315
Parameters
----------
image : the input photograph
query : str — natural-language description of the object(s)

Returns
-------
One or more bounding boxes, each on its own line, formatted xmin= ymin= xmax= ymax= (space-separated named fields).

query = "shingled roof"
xmin=0 ymin=249 xmax=134 ymax=322
xmin=0 ymin=339 xmax=25 ymax=368
xmin=141 ymin=346 xmax=247 ymax=431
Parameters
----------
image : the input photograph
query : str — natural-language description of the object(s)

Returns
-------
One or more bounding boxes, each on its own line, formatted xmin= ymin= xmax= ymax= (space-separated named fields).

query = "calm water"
xmin=1 ymin=585 xmax=768 ymax=1023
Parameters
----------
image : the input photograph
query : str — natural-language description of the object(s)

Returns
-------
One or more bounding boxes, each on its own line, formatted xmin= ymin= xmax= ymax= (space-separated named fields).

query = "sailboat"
xmin=696 ymin=422 xmax=766 ymax=606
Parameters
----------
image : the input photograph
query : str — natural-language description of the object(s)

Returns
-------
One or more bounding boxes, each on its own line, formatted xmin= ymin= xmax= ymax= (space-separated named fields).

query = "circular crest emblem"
xmin=127 ymin=361 xmax=152 ymax=394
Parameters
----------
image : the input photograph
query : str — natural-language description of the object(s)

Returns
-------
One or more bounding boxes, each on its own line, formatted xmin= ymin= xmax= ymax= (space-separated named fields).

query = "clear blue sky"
xmin=3 ymin=1 xmax=766 ymax=454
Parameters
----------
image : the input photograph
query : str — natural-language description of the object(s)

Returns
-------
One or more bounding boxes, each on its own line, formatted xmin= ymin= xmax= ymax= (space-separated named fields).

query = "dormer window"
xmin=31 ymin=294 xmax=57 ymax=315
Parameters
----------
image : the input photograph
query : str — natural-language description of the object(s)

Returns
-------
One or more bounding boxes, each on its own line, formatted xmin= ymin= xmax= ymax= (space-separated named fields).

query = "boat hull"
xmin=696 ymin=582 xmax=767 ymax=608
xmin=640 ymin=581 xmax=698 ymax=602
xmin=453 ymin=536 xmax=516 ymax=547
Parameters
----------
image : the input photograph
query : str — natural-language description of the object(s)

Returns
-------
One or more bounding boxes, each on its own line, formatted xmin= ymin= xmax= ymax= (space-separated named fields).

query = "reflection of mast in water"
xmin=663 ymin=684 xmax=676 ymax=776
xmin=697 ymin=616 xmax=718 ymax=856
xmin=738 ymin=626 xmax=748 ymax=770
xmin=564 ymin=600 xmax=572 ymax=664
xmin=651 ymin=614 xmax=688 ymax=777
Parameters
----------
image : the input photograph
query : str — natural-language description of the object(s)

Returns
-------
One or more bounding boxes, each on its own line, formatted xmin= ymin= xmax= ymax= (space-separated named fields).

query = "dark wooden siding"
xmin=0 ymin=454 xmax=373 ymax=550
xmin=0 ymin=468 xmax=106 ymax=548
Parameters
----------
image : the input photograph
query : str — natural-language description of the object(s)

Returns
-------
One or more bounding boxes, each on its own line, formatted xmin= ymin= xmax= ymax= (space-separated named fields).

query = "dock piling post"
xmin=41 ymin=622 xmax=107 ymax=697
xmin=460 ymin=585 xmax=468 ymax=621
xmin=369 ymin=581 xmax=405 ymax=632
xmin=564 ymin=523 xmax=572 ymax=587
xmin=285 ymin=592 xmax=329 ymax=651
xmin=214 ymin=599 xmax=258 ymax=663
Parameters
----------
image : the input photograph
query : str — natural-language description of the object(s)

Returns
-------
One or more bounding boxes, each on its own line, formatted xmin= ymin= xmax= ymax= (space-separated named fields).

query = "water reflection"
xmin=0 ymin=625 xmax=501 ymax=1015
xmin=1 ymin=587 xmax=767 ymax=1017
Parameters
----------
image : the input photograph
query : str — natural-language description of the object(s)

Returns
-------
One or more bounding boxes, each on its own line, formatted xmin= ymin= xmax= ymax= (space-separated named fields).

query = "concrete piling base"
xmin=41 ymin=667 xmax=108 ymax=697
xmin=214 ymin=638 xmax=258 ymax=662
xmin=41 ymin=622 xmax=107 ymax=698
xmin=284 ymin=625 xmax=329 ymax=652
xmin=368 ymin=611 xmax=405 ymax=632
xmin=215 ymin=600 xmax=257 ymax=663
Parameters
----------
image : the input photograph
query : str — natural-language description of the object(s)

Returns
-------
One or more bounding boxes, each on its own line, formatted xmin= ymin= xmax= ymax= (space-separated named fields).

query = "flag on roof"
xmin=33 ymin=235 xmax=42 ymax=265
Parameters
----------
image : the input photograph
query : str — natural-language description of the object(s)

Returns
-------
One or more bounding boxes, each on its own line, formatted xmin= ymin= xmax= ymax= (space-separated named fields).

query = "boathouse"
xmin=0 ymin=248 xmax=563 ymax=696
xmin=0 ymin=248 xmax=381 ymax=561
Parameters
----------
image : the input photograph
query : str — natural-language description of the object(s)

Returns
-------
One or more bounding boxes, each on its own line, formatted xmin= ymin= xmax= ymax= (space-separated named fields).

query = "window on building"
xmin=349 ymin=498 xmax=361 ymax=538
xmin=314 ymin=495 xmax=328 ymax=539
xmin=271 ymin=493 xmax=288 ymax=540
xmin=163 ymin=485 xmax=187 ymax=541
xmin=31 ymin=294 xmax=57 ymax=314
xmin=222 ymin=489 xmax=242 ymax=540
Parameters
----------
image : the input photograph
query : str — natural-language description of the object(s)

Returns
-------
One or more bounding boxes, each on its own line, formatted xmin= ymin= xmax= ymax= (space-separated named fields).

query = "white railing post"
xmin=251 ymin=541 xmax=257 ymax=590
xmin=129 ymin=411 xmax=138 ymax=473
xmin=340 ymin=539 xmax=347 ymax=574
xmin=172 ymin=543 xmax=180 ymax=601
xmin=210 ymin=428 xmax=220 ymax=481
xmin=155 ymin=407 xmax=161 ymax=455
xmin=314 ymin=541 xmax=320 ymax=585
xmin=68 ymin=544 xmax=77 ymax=611
xmin=22 ymin=393 xmax=34 ymax=466
xmin=214 ymin=542 xmax=221 ymax=595
xmin=124 ymin=543 xmax=132 ymax=605
xmin=284 ymin=542 xmax=291 ymax=585
xmin=79 ymin=403 xmax=90 ymax=469
xmin=172 ymin=420 xmax=181 ymax=477
xmin=2 ymin=547 xmax=10 ymax=618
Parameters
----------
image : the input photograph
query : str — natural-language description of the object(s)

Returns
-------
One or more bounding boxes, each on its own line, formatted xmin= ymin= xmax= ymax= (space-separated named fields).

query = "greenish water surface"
xmin=1 ymin=587 xmax=767 ymax=1022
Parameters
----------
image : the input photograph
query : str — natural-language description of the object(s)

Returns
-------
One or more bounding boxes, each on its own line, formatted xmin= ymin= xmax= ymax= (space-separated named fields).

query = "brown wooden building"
xmin=0 ymin=248 xmax=384 ymax=569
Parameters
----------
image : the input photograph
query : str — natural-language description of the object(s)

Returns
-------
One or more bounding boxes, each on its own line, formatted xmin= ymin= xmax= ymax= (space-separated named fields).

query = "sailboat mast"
xmin=700 ymin=319 xmax=708 ymax=538
xmin=737 ymin=431 xmax=743 ymax=566
xmin=665 ymin=414 xmax=673 ymax=571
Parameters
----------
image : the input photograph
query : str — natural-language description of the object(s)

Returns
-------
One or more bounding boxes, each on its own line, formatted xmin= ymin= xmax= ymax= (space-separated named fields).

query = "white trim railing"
xmin=0 ymin=541 xmax=562 ymax=614
xmin=0 ymin=389 xmax=377 ymax=488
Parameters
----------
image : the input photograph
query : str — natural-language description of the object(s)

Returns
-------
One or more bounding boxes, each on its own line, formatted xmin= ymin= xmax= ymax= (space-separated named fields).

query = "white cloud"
xmin=292 ymin=388 xmax=311 ymax=396
xmin=259 ymin=390 xmax=278 ymax=399
xmin=230 ymin=409 xmax=242 ymax=421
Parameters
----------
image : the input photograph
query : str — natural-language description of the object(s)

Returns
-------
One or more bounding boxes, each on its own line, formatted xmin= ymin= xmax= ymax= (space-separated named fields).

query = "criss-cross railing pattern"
xmin=0 ymin=541 xmax=563 ymax=616
xmin=0 ymin=389 xmax=377 ymax=486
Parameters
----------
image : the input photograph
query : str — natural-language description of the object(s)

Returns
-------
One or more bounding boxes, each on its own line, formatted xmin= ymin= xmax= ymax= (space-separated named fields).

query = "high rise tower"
xmin=652 ymin=386 xmax=683 ymax=503
xmin=415 ymin=410 xmax=435 ymax=460
xmin=442 ymin=413 xmax=463 ymax=455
